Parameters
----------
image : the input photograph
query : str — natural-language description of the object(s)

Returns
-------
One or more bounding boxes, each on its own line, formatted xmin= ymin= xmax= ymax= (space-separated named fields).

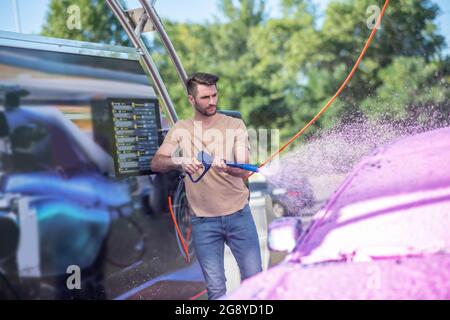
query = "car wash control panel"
xmin=108 ymin=98 xmax=162 ymax=177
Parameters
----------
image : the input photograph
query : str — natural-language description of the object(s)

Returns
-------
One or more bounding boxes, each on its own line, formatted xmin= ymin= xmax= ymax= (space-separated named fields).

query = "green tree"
xmin=42 ymin=0 xmax=129 ymax=45
xmin=41 ymin=0 xmax=450 ymax=138
xmin=152 ymin=0 xmax=275 ymax=123
xmin=239 ymin=0 xmax=320 ymax=136
xmin=361 ymin=56 xmax=450 ymax=122
xmin=303 ymin=0 xmax=447 ymax=129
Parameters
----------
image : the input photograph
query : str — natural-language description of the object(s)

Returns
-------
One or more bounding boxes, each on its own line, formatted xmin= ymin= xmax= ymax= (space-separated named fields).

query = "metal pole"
xmin=106 ymin=0 xmax=178 ymax=124
xmin=139 ymin=0 xmax=188 ymax=89
xmin=12 ymin=0 xmax=22 ymax=33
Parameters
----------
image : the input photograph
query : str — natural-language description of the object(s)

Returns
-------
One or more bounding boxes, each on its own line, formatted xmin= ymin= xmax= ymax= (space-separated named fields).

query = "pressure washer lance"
xmin=186 ymin=151 xmax=259 ymax=183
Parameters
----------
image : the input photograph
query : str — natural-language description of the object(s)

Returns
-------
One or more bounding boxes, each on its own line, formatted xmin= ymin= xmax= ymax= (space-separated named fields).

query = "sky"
xmin=0 ymin=0 xmax=449 ymax=53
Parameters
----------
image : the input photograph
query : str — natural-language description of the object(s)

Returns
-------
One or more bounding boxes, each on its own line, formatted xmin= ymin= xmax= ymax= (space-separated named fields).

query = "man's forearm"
xmin=151 ymin=154 xmax=182 ymax=173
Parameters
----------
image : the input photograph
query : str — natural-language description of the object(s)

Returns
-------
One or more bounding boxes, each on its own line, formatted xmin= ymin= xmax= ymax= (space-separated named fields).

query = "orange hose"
xmin=168 ymin=196 xmax=190 ymax=262
xmin=189 ymin=289 xmax=208 ymax=300
xmin=186 ymin=225 xmax=192 ymax=246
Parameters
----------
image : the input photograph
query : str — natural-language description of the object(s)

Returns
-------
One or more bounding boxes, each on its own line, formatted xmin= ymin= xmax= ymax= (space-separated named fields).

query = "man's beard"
xmin=194 ymin=103 xmax=217 ymax=117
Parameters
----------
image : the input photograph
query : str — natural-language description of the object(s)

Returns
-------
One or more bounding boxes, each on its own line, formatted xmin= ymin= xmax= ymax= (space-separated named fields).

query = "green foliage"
xmin=41 ymin=0 xmax=450 ymax=138
xmin=362 ymin=56 xmax=450 ymax=121
xmin=42 ymin=0 xmax=130 ymax=45
xmin=308 ymin=0 xmax=447 ymax=129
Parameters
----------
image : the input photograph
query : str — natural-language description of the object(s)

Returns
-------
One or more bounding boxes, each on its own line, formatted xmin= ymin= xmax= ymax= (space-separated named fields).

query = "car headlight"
xmin=267 ymin=217 xmax=302 ymax=253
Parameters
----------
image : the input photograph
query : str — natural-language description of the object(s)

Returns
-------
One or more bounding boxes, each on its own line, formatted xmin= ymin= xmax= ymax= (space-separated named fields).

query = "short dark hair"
xmin=186 ymin=72 xmax=219 ymax=96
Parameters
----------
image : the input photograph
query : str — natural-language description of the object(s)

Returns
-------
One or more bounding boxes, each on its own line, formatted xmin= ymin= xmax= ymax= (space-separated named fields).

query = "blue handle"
xmin=186 ymin=166 xmax=209 ymax=183
xmin=186 ymin=151 xmax=212 ymax=183
xmin=224 ymin=161 xmax=259 ymax=172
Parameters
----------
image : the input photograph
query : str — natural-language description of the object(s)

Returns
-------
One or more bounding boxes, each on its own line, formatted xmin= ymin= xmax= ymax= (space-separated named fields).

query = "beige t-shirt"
xmin=163 ymin=113 xmax=250 ymax=217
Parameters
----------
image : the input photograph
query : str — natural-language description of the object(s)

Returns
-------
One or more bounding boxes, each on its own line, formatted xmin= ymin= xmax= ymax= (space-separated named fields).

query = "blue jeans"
xmin=191 ymin=204 xmax=262 ymax=300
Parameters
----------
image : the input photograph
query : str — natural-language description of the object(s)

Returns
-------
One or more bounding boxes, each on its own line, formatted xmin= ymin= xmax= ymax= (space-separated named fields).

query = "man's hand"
xmin=212 ymin=157 xmax=228 ymax=173
xmin=180 ymin=157 xmax=203 ymax=175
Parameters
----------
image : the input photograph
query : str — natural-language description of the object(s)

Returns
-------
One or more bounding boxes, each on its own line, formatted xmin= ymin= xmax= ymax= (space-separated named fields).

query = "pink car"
xmin=227 ymin=126 xmax=450 ymax=300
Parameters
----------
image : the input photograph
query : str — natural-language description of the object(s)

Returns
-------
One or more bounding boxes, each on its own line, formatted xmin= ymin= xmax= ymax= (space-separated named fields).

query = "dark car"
xmin=249 ymin=174 xmax=314 ymax=218
xmin=0 ymin=32 xmax=204 ymax=299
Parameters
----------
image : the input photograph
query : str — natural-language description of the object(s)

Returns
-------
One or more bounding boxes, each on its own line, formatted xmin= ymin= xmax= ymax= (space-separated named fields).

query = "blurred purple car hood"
xmin=228 ymin=126 xmax=450 ymax=299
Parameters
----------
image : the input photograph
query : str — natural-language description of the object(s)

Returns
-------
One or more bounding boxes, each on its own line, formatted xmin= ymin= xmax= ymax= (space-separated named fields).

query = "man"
xmin=151 ymin=72 xmax=262 ymax=299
